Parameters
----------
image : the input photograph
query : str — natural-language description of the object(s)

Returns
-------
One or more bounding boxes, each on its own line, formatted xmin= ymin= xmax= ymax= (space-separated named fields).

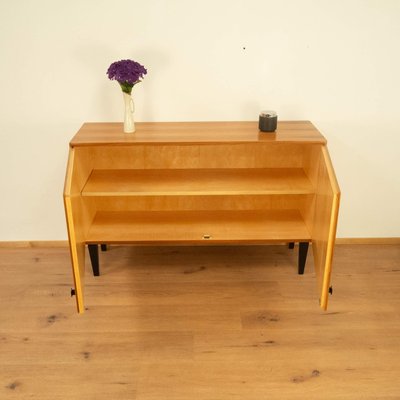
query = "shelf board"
xmin=86 ymin=210 xmax=311 ymax=244
xmin=82 ymin=168 xmax=314 ymax=197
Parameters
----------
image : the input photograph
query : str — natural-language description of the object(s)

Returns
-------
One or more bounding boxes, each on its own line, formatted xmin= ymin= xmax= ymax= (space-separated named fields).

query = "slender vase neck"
xmin=123 ymin=93 xmax=135 ymax=133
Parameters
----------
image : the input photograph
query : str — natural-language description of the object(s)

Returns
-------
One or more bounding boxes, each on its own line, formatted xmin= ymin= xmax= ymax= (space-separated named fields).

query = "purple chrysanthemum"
xmin=107 ymin=59 xmax=147 ymax=94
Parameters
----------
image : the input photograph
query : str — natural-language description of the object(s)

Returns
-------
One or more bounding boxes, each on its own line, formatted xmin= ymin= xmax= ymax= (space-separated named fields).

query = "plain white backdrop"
xmin=0 ymin=0 xmax=399 ymax=240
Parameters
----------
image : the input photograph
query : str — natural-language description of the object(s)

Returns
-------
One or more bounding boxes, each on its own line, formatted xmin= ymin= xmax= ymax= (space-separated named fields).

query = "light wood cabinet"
xmin=64 ymin=121 xmax=340 ymax=313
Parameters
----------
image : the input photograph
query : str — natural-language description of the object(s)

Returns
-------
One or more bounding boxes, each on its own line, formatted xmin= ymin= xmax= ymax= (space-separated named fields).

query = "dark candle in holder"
xmin=259 ymin=111 xmax=277 ymax=132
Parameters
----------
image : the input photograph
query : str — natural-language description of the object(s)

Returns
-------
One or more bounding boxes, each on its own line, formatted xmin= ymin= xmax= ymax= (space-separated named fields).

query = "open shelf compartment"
xmin=85 ymin=209 xmax=311 ymax=244
xmin=82 ymin=168 xmax=314 ymax=197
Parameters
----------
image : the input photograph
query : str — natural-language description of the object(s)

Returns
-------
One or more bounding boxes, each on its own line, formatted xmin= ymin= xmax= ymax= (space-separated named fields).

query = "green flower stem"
xmin=119 ymin=81 xmax=134 ymax=94
xmin=118 ymin=80 xmax=142 ymax=94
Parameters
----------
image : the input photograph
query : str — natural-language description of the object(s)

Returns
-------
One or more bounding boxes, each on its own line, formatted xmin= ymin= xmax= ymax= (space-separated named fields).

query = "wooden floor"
xmin=1 ymin=244 xmax=400 ymax=399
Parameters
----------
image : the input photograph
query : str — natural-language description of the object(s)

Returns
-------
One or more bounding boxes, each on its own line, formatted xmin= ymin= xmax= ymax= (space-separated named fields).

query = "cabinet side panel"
xmin=63 ymin=147 xmax=96 ymax=313
xmin=312 ymin=146 xmax=340 ymax=310
xmin=64 ymin=195 xmax=85 ymax=313
xmin=303 ymin=145 xmax=322 ymax=190
xmin=301 ymin=145 xmax=321 ymax=236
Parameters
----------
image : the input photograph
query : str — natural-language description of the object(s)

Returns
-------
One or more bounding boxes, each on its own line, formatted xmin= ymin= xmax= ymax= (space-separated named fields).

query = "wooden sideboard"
xmin=64 ymin=121 xmax=340 ymax=313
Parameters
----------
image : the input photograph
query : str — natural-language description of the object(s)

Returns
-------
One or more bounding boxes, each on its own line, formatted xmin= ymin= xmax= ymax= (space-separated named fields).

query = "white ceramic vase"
xmin=123 ymin=92 xmax=135 ymax=133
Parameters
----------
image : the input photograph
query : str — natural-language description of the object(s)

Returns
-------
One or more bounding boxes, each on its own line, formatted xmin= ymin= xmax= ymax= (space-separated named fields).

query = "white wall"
xmin=1 ymin=0 xmax=399 ymax=240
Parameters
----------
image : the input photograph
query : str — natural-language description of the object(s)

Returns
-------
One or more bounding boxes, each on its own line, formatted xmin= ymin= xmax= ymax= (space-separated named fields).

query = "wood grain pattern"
xmin=63 ymin=147 xmax=96 ymax=313
xmin=82 ymin=168 xmax=314 ymax=196
xmin=311 ymin=146 xmax=341 ymax=310
xmin=1 ymin=237 xmax=399 ymax=248
xmin=70 ymin=121 xmax=327 ymax=146
xmin=89 ymin=143 xmax=307 ymax=169
xmin=91 ymin=194 xmax=313 ymax=214
xmin=64 ymin=121 xmax=339 ymax=312
xmin=86 ymin=210 xmax=311 ymax=244
xmin=1 ymin=244 xmax=399 ymax=399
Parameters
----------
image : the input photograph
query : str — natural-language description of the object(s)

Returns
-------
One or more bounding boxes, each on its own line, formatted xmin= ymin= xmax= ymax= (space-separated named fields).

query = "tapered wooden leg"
xmin=288 ymin=242 xmax=295 ymax=249
xmin=88 ymin=244 xmax=100 ymax=276
xmin=298 ymin=242 xmax=309 ymax=275
xmin=101 ymin=244 xmax=107 ymax=252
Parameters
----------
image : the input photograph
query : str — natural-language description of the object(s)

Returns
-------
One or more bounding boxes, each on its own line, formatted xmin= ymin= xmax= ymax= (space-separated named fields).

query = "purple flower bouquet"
xmin=107 ymin=59 xmax=147 ymax=94
xmin=107 ymin=59 xmax=147 ymax=133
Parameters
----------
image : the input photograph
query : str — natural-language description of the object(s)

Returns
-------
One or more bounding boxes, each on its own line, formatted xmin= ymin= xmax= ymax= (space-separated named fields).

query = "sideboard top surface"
xmin=70 ymin=121 xmax=327 ymax=146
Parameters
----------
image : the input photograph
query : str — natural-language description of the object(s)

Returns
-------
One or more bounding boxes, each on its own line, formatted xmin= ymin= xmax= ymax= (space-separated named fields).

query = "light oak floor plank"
xmin=0 ymin=244 xmax=399 ymax=399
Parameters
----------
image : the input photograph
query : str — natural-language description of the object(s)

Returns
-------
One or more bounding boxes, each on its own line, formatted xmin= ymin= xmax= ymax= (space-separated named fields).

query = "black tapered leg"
xmin=298 ymin=242 xmax=309 ymax=275
xmin=100 ymin=244 xmax=107 ymax=252
xmin=288 ymin=242 xmax=295 ymax=249
xmin=88 ymin=244 xmax=100 ymax=276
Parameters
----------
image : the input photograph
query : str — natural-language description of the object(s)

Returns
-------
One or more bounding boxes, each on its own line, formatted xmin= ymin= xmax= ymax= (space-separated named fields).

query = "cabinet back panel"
xmin=91 ymin=194 xmax=314 ymax=212
xmin=87 ymin=143 xmax=307 ymax=169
